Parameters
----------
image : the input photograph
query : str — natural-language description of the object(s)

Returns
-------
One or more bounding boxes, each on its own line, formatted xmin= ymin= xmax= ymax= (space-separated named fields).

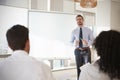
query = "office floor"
xmin=52 ymin=67 xmax=77 ymax=80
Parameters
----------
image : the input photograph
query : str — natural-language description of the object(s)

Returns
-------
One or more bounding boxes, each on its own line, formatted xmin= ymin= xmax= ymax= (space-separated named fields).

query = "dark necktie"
xmin=79 ymin=28 xmax=83 ymax=48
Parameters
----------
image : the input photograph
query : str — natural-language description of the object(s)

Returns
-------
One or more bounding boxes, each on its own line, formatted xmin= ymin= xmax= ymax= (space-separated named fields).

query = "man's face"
xmin=76 ymin=16 xmax=84 ymax=26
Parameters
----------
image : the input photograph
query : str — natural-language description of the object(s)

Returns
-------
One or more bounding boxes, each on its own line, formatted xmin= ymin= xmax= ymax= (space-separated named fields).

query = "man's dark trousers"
xmin=74 ymin=47 xmax=91 ymax=80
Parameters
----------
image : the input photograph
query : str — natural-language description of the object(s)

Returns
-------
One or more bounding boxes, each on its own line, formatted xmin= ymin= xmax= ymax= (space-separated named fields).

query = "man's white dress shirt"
xmin=0 ymin=50 xmax=54 ymax=80
xmin=70 ymin=26 xmax=94 ymax=48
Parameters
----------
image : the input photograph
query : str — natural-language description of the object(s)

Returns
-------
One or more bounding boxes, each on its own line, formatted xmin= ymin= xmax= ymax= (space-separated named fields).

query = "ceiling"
xmin=74 ymin=0 xmax=120 ymax=2
xmin=74 ymin=0 xmax=110 ymax=2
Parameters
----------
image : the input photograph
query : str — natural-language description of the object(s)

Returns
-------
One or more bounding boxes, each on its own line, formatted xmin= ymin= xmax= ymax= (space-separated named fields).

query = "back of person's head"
xmin=93 ymin=30 xmax=120 ymax=79
xmin=6 ymin=24 xmax=29 ymax=51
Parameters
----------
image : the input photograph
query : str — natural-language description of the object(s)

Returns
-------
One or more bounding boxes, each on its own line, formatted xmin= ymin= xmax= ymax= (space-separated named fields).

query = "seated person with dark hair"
xmin=0 ymin=24 xmax=55 ymax=80
xmin=79 ymin=30 xmax=120 ymax=80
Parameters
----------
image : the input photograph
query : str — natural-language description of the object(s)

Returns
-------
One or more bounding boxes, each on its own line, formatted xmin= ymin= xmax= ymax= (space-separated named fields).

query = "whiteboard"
xmin=29 ymin=11 xmax=77 ymax=43
xmin=29 ymin=11 xmax=77 ymax=58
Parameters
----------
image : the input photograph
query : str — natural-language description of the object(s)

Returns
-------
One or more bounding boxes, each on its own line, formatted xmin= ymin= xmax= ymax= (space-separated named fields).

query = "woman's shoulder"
xmin=79 ymin=62 xmax=110 ymax=80
xmin=80 ymin=62 xmax=98 ymax=72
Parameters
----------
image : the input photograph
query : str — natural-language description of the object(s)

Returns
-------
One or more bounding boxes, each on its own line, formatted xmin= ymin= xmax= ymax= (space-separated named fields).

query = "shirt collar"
xmin=77 ymin=25 xmax=84 ymax=29
xmin=12 ymin=50 xmax=29 ymax=56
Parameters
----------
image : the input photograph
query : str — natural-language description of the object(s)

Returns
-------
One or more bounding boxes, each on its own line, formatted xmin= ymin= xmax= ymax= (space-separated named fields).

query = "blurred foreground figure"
xmin=0 ymin=24 xmax=55 ymax=80
xmin=79 ymin=30 xmax=120 ymax=80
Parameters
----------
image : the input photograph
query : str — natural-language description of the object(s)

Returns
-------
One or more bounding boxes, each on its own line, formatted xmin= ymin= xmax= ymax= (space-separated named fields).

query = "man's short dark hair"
xmin=6 ymin=24 xmax=29 ymax=51
xmin=76 ymin=14 xmax=84 ymax=20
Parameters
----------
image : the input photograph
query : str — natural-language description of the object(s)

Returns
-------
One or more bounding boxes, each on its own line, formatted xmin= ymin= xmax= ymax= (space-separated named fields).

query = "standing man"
xmin=0 ymin=24 xmax=54 ymax=80
xmin=70 ymin=15 xmax=94 ymax=80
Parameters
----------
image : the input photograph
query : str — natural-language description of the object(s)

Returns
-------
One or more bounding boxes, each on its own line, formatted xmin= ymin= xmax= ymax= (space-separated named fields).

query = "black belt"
xmin=77 ymin=47 xmax=89 ymax=51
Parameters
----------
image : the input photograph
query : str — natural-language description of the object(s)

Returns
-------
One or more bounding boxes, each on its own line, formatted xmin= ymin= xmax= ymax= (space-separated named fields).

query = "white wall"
xmin=111 ymin=1 xmax=120 ymax=31
xmin=0 ymin=5 xmax=28 ymax=54
xmin=95 ymin=0 xmax=111 ymax=35
xmin=95 ymin=0 xmax=120 ymax=34
xmin=96 ymin=0 xmax=111 ymax=27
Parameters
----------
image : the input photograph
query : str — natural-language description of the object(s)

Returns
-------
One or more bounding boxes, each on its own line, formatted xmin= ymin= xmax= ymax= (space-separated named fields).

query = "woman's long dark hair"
xmin=93 ymin=30 xmax=120 ymax=79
